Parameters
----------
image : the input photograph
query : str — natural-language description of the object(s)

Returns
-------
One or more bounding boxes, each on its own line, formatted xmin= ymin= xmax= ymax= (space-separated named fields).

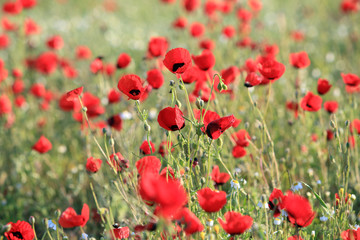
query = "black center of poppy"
xmin=268 ymin=201 xmax=274 ymax=210
xmin=306 ymin=103 xmax=312 ymax=108
xmin=244 ymin=82 xmax=253 ymax=88
xmin=129 ymin=89 xmax=141 ymax=96
xmin=172 ymin=63 xmax=185 ymax=72
xmin=12 ymin=232 xmax=23 ymax=239
xmin=170 ymin=125 xmax=180 ymax=131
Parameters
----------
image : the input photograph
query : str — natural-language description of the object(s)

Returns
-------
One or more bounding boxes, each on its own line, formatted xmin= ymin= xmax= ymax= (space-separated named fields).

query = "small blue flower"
xmin=80 ymin=233 xmax=88 ymax=240
xmin=48 ymin=220 xmax=57 ymax=231
xmin=291 ymin=182 xmax=303 ymax=192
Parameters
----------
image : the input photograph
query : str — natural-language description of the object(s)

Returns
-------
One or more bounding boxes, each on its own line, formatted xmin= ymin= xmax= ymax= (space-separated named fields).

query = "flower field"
xmin=0 ymin=0 xmax=359 ymax=239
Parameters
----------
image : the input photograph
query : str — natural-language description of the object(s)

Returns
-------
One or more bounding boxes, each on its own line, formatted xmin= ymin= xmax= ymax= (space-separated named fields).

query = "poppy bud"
xmin=109 ymin=138 xmax=115 ymax=147
xmin=200 ymin=177 xmax=206 ymax=185
xmin=144 ymin=122 xmax=151 ymax=132
xmin=217 ymin=138 xmax=223 ymax=148
xmin=196 ymin=97 xmax=204 ymax=109
xmin=55 ymin=209 xmax=61 ymax=219
xmin=2 ymin=224 xmax=11 ymax=233
xmin=178 ymin=84 xmax=184 ymax=90
xmin=330 ymin=120 xmax=336 ymax=129
xmin=43 ymin=218 xmax=49 ymax=228
xmin=244 ymin=122 xmax=250 ymax=129
xmin=175 ymin=99 xmax=182 ymax=108
xmin=345 ymin=120 xmax=350 ymax=127
xmin=29 ymin=216 xmax=35 ymax=225
xmin=82 ymin=107 xmax=87 ymax=112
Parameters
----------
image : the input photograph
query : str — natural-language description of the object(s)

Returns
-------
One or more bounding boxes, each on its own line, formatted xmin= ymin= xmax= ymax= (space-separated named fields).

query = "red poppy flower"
xmin=20 ymin=0 xmax=37 ymax=8
xmin=324 ymin=101 xmax=338 ymax=114
xmin=286 ymin=101 xmax=299 ymax=118
xmin=282 ymin=191 xmax=315 ymax=228
xmin=116 ymin=53 xmax=131 ymax=69
xmin=163 ymin=48 xmax=192 ymax=74
xmin=30 ymin=83 xmax=45 ymax=98
xmin=0 ymin=67 xmax=8 ymax=83
xmin=199 ymin=39 xmax=215 ymax=50
xmin=263 ymin=44 xmax=279 ymax=57
xmin=248 ymin=0 xmax=262 ymax=12
xmin=59 ymin=203 xmax=89 ymax=228
xmin=4 ymin=220 xmax=34 ymax=240
xmin=218 ymin=211 xmax=253 ymax=235
xmin=206 ymin=115 xmax=235 ymax=139
xmin=291 ymin=31 xmax=305 ymax=41
xmin=86 ymin=157 xmax=102 ymax=173
xmin=75 ymin=92 xmax=105 ymax=119
xmin=172 ymin=16 xmax=187 ymax=29
xmin=190 ymin=22 xmax=205 ymax=38
xmin=268 ymin=188 xmax=284 ymax=217
xmin=158 ymin=141 xmax=174 ymax=157
xmin=63 ymin=66 xmax=78 ymax=79
xmin=148 ymin=37 xmax=168 ymax=57
xmin=138 ymin=172 xmax=187 ymax=219
xmin=220 ymin=66 xmax=239 ymax=85
xmin=76 ymin=46 xmax=92 ymax=60
xmin=335 ymin=192 xmax=350 ymax=206
xmin=117 ymin=74 xmax=144 ymax=100
xmin=182 ymin=0 xmax=200 ymax=12
xmin=289 ymin=51 xmax=311 ymax=69
xmin=341 ymin=73 xmax=360 ymax=87
xmin=111 ymin=226 xmax=130 ymax=240
xmin=107 ymin=88 xmax=121 ymax=104
xmin=326 ymin=129 xmax=334 ymax=141
xmin=1 ymin=17 xmax=17 ymax=31
xmin=35 ymin=52 xmax=58 ymax=75
xmin=341 ymin=0 xmax=359 ymax=13
xmin=197 ymin=188 xmax=227 ymax=212
xmin=211 ymin=165 xmax=230 ymax=185
xmin=237 ymin=8 xmax=252 ymax=22
xmin=174 ymin=208 xmax=204 ymax=235
xmin=222 ymin=25 xmax=236 ymax=38
xmin=108 ymin=152 xmax=128 ymax=172
xmin=107 ymin=115 xmax=122 ymax=131
xmin=300 ymin=92 xmax=322 ymax=112
xmin=136 ymin=156 xmax=162 ymax=176
xmin=147 ymin=69 xmax=164 ymax=89
xmin=244 ymin=72 xmax=262 ymax=87
xmin=350 ymin=119 xmax=360 ymax=135
xmin=15 ymin=95 xmax=26 ymax=108
xmin=258 ymin=57 xmax=286 ymax=81
xmin=47 ymin=35 xmax=64 ymax=50
xmin=232 ymin=145 xmax=247 ymax=158
xmin=32 ymin=136 xmax=52 ymax=154
xmin=24 ymin=18 xmax=41 ymax=35
xmin=341 ymin=228 xmax=360 ymax=240
xmin=231 ymin=129 xmax=250 ymax=147
xmin=181 ymin=65 xmax=205 ymax=84
xmin=317 ymin=78 xmax=332 ymax=95
xmin=2 ymin=1 xmax=22 ymax=15
xmin=157 ymin=105 xmax=185 ymax=131
xmin=90 ymin=58 xmax=103 ymax=74
xmin=12 ymin=79 xmax=24 ymax=94
xmin=139 ymin=140 xmax=156 ymax=155
xmin=0 ymin=95 xmax=12 ymax=116
xmin=192 ymin=50 xmax=215 ymax=71
xmin=0 ymin=34 xmax=10 ymax=49
xmin=66 ymin=86 xmax=83 ymax=101
xmin=194 ymin=109 xmax=220 ymax=131
xmin=288 ymin=236 xmax=304 ymax=240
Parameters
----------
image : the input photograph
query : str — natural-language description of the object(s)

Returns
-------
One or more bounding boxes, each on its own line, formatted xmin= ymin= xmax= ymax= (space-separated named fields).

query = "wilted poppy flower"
xmin=190 ymin=22 xmax=205 ymax=38
xmin=117 ymin=74 xmax=144 ymax=100
xmin=324 ymin=101 xmax=338 ymax=114
xmin=4 ymin=220 xmax=34 ymax=240
xmin=341 ymin=73 xmax=360 ymax=87
xmin=138 ymin=172 xmax=187 ymax=218
xmin=59 ymin=203 xmax=89 ymax=228
xmin=211 ymin=165 xmax=230 ymax=185
xmin=206 ymin=115 xmax=235 ymax=139
xmin=148 ymin=37 xmax=168 ymax=57
xmin=289 ymin=51 xmax=311 ymax=69
xmin=300 ymin=92 xmax=322 ymax=112
xmin=108 ymin=152 xmax=128 ymax=172
xmin=341 ymin=228 xmax=360 ymax=240
xmin=163 ymin=48 xmax=192 ymax=74
xmin=66 ymin=86 xmax=83 ymax=101
xmin=2 ymin=1 xmax=22 ymax=15
xmin=76 ymin=46 xmax=92 ymax=59
xmin=282 ymin=191 xmax=315 ymax=228
xmin=32 ymin=136 xmax=52 ymax=153
xmin=116 ymin=53 xmax=131 ymax=69
xmin=232 ymin=145 xmax=247 ymax=158
xmin=47 ymin=35 xmax=64 ymax=50
xmin=317 ymin=78 xmax=332 ymax=95
xmin=268 ymin=188 xmax=284 ymax=217
xmin=86 ymin=157 xmax=102 ymax=173
xmin=35 ymin=52 xmax=58 ymax=75
xmin=90 ymin=58 xmax=103 ymax=74
xmin=197 ymin=188 xmax=227 ymax=212
xmin=258 ymin=58 xmax=285 ymax=81
xmin=107 ymin=115 xmax=122 ymax=131
xmin=192 ymin=50 xmax=215 ymax=71
xmin=111 ymin=226 xmax=130 ymax=239
xmin=147 ymin=69 xmax=164 ymax=89
xmin=0 ymin=95 xmax=12 ymax=116
xmin=173 ymin=16 xmax=187 ymax=29
xmin=245 ymin=72 xmax=262 ymax=87
xmin=136 ymin=156 xmax=161 ymax=176
xmin=218 ymin=211 xmax=253 ymax=235
xmin=157 ymin=105 xmax=185 ymax=131
xmin=350 ymin=119 xmax=360 ymax=135
xmin=174 ymin=208 xmax=204 ymax=235
xmin=139 ymin=140 xmax=156 ymax=155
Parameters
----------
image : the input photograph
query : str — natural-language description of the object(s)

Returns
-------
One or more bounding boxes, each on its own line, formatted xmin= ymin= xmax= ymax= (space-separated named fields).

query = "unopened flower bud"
xmin=109 ymin=138 xmax=115 ymax=147
xmin=43 ymin=218 xmax=49 ymax=228
xmin=345 ymin=120 xmax=350 ymax=127
xmin=178 ymin=84 xmax=184 ymax=90
xmin=196 ymin=98 xmax=204 ymax=109
xmin=200 ymin=177 xmax=206 ymax=185
xmin=29 ymin=216 xmax=35 ymax=225
xmin=216 ymin=138 xmax=223 ymax=148
xmin=144 ymin=122 xmax=151 ymax=132
xmin=175 ymin=99 xmax=182 ymax=108
xmin=169 ymin=80 xmax=175 ymax=86
xmin=82 ymin=107 xmax=87 ymax=112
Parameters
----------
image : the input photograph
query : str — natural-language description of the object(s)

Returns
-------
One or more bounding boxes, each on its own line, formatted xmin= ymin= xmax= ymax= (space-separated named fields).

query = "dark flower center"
xmin=129 ymin=89 xmax=141 ymax=96
xmin=12 ymin=232 xmax=23 ymax=239
xmin=268 ymin=201 xmax=274 ymax=210
xmin=172 ymin=63 xmax=185 ymax=72
xmin=170 ymin=125 xmax=180 ymax=131
xmin=306 ymin=103 xmax=312 ymax=108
